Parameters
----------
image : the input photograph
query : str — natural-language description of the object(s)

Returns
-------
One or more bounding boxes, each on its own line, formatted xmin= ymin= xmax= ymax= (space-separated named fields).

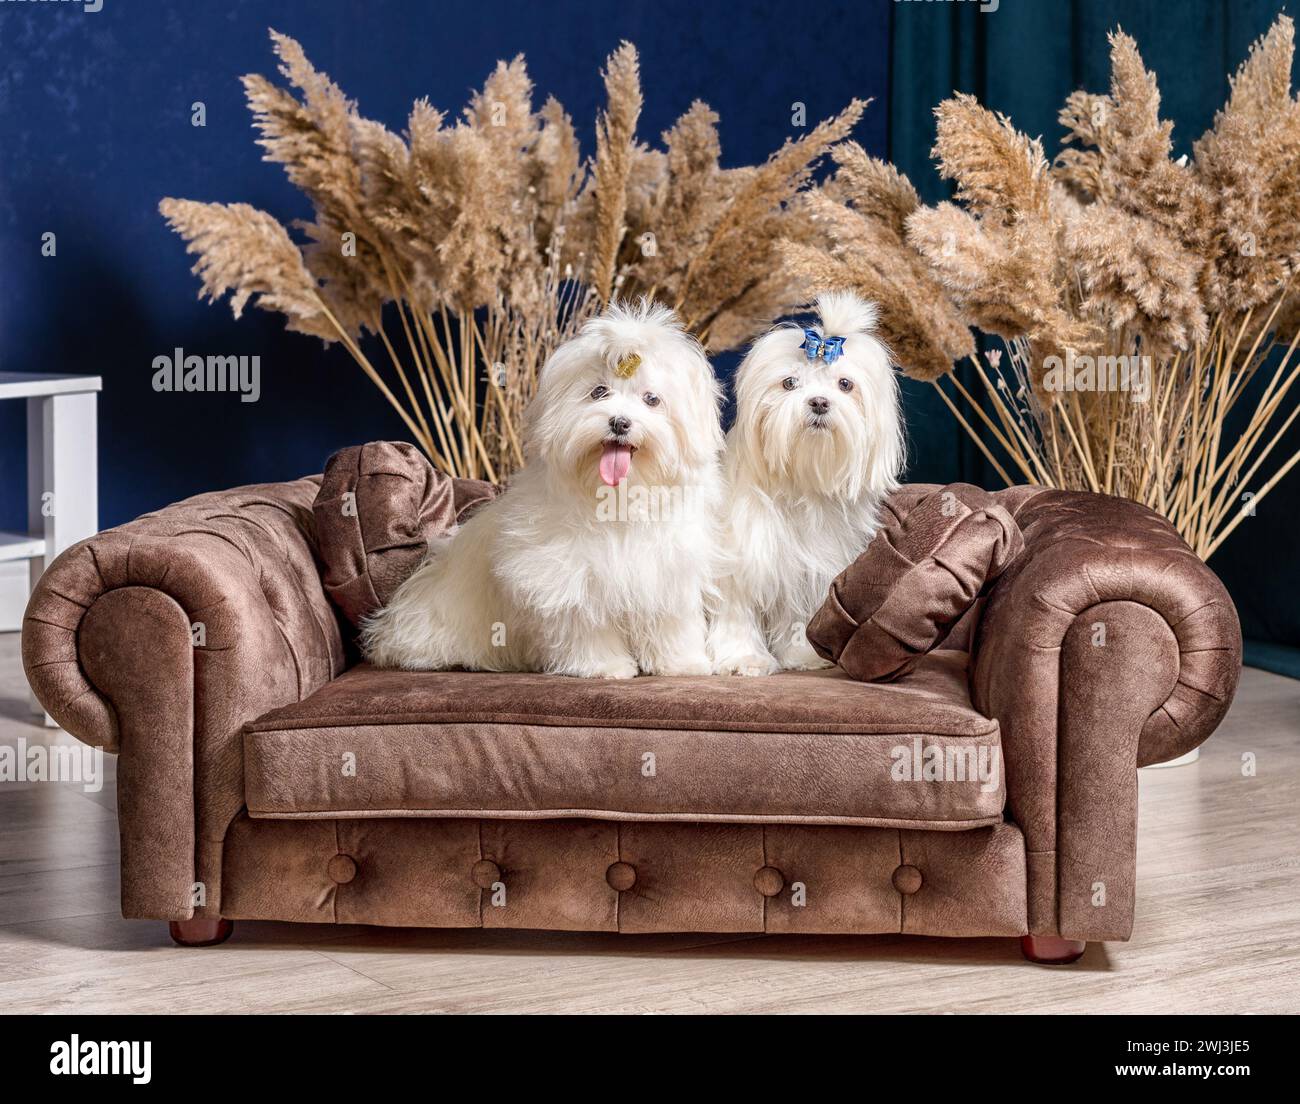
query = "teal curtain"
xmin=888 ymin=0 xmax=1300 ymax=670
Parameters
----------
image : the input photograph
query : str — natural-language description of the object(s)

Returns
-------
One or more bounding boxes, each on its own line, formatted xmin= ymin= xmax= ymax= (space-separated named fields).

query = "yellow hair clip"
xmin=614 ymin=352 xmax=642 ymax=379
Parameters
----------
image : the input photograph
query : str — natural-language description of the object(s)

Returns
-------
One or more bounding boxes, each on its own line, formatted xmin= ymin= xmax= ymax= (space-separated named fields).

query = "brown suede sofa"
xmin=21 ymin=476 xmax=1241 ymax=962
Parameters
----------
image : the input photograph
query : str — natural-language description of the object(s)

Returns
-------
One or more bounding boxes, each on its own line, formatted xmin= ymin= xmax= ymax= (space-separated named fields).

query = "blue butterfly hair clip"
xmin=800 ymin=328 xmax=846 ymax=366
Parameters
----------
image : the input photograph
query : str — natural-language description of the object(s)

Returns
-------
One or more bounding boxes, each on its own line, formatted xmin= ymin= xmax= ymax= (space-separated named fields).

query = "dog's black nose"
xmin=609 ymin=415 xmax=632 ymax=437
xmin=807 ymin=396 xmax=830 ymax=416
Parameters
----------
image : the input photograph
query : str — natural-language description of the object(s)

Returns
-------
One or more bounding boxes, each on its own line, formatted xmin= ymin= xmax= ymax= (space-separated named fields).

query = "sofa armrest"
xmin=22 ymin=477 xmax=346 ymax=920
xmin=971 ymin=488 xmax=1242 ymax=940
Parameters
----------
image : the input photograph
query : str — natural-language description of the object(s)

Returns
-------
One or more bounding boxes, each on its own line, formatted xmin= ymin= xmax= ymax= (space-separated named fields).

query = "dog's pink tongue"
xmin=599 ymin=442 xmax=632 ymax=486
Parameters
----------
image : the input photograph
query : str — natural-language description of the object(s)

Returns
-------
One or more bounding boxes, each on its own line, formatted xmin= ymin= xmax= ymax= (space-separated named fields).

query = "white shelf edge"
xmin=0 ymin=532 xmax=45 ymax=563
xmin=0 ymin=373 xmax=103 ymax=400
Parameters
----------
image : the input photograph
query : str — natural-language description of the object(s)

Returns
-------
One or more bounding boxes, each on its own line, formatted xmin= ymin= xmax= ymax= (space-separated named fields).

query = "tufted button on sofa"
xmin=606 ymin=862 xmax=637 ymax=892
xmin=470 ymin=860 xmax=502 ymax=890
xmin=21 ymin=478 xmax=1242 ymax=962
xmin=892 ymin=865 xmax=923 ymax=895
xmin=327 ymin=854 xmax=358 ymax=885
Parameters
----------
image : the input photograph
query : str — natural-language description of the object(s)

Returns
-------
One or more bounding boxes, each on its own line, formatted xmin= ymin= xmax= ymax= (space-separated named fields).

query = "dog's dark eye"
xmin=642 ymin=392 xmax=660 ymax=407
xmin=782 ymin=377 xmax=798 ymax=391
xmin=590 ymin=385 xmax=609 ymax=400
xmin=838 ymin=378 xmax=854 ymax=393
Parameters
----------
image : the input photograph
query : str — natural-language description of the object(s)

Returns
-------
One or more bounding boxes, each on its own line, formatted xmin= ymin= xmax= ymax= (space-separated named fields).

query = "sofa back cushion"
xmin=312 ymin=441 xmax=497 ymax=627
xmin=806 ymin=483 xmax=1024 ymax=682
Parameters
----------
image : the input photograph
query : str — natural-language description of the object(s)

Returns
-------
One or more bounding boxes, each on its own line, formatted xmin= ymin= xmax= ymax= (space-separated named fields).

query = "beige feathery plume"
xmin=1055 ymin=90 xmax=1115 ymax=202
xmin=468 ymin=56 xmax=535 ymax=148
xmin=624 ymin=145 xmax=668 ymax=255
xmin=532 ymin=96 xmax=582 ymax=253
xmin=352 ymin=114 xmax=425 ymax=282
xmin=297 ymin=214 xmax=386 ymax=338
xmin=1221 ymin=12 xmax=1297 ymax=127
xmin=932 ymin=94 xmax=1050 ymax=224
xmin=158 ymin=198 xmax=334 ymax=340
xmin=824 ymin=141 xmax=919 ymax=234
xmin=431 ymin=57 xmax=547 ymax=309
xmin=674 ymin=98 xmax=867 ymax=343
xmin=1104 ymin=30 xmax=1219 ymax=269
xmin=469 ymin=57 xmax=541 ymax=263
xmin=177 ymin=31 xmax=894 ymax=478
xmin=639 ymin=100 xmax=724 ymax=289
xmin=1066 ymin=202 xmax=1207 ymax=355
xmin=243 ymin=30 xmax=400 ymax=324
xmin=788 ymin=149 xmax=974 ymax=379
xmin=391 ymin=97 xmax=458 ymax=295
xmin=1105 ymin=29 xmax=1174 ymax=174
xmin=797 ymin=14 xmax=1300 ymax=554
xmin=1195 ymin=15 xmax=1300 ymax=314
xmin=778 ymin=237 xmax=967 ymax=382
xmin=907 ymin=202 xmax=1033 ymax=339
xmin=590 ymin=42 xmax=643 ymax=304
xmin=243 ymin=30 xmax=362 ymax=224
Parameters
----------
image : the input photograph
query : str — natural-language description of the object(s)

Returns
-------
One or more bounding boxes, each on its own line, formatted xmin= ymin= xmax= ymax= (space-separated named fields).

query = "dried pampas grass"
xmin=590 ymin=42 xmax=642 ymax=305
xmin=162 ymin=30 xmax=865 ymax=478
xmin=793 ymin=15 xmax=1300 ymax=560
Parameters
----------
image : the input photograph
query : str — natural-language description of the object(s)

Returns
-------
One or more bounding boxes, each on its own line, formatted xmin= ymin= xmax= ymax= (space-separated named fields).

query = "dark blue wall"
xmin=0 ymin=0 xmax=890 ymax=531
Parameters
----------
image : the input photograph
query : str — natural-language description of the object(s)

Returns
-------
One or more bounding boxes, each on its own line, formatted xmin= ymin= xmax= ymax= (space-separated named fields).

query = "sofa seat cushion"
xmin=243 ymin=649 xmax=1004 ymax=829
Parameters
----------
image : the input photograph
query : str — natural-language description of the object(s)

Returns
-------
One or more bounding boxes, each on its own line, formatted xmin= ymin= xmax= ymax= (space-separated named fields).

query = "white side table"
xmin=0 ymin=373 xmax=101 ymax=719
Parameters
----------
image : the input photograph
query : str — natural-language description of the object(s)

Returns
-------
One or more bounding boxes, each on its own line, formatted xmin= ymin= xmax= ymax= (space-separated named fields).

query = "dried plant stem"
xmin=1056 ymin=396 xmax=1102 ymax=493
xmin=1207 ymin=446 xmax=1300 ymax=558
xmin=931 ymin=379 xmax=1013 ymax=486
xmin=1186 ymin=332 xmax=1300 ymax=534
xmin=943 ymin=307 xmax=1300 ymax=559
xmin=313 ymin=301 xmax=431 ymax=457
xmin=398 ymin=299 xmax=466 ymax=478
xmin=380 ymin=303 xmax=438 ymax=448
xmin=946 ymin=368 xmax=1039 ymax=484
xmin=970 ymin=358 xmax=1054 ymax=484
xmin=471 ymin=322 xmax=525 ymax=468
xmin=376 ymin=326 xmax=439 ymax=464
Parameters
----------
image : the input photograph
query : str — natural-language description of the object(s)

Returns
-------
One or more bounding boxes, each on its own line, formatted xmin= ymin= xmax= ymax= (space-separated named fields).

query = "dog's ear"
xmin=525 ymin=331 xmax=592 ymax=465
xmin=671 ymin=330 xmax=725 ymax=470
xmin=860 ymin=371 xmax=905 ymax=498
xmin=850 ymin=335 xmax=906 ymax=500
xmin=726 ymin=338 xmax=766 ymax=479
xmin=725 ymin=326 xmax=800 ymax=481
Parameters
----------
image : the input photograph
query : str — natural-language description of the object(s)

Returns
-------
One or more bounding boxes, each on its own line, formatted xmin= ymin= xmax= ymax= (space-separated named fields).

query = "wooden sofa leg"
xmin=169 ymin=919 xmax=234 ymax=947
xmin=1021 ymin=934 xmax=1086 ymax=964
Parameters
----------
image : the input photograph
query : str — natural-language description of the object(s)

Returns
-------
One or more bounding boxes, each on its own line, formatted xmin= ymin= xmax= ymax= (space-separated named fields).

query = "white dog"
xmin=362 ymin=300 xmax=723 ymax=678
xmin=708 ymin=290 xmax=904 ymax=675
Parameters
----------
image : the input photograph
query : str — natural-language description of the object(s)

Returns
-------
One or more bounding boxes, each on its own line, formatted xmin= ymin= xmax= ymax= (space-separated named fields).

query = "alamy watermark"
xmin=594 ymin=481 xmax=708 ymax=523
xmin=895 ymin=0 xmax=999 ymax=13
xmin=5 ymin=0 xmax=103 ymax=11
xmin=890 ymin=737 xmax=1001 ymax=793
xmin=50 ymin=1036 xmax=150 ymax=1084
xmin=0 ymin=737 xmax=103 ymax=793
xmin=1043 ymin=350 xmax=1151 ymax=403
xmin=152 ymin=348 xmax=261 ymax=403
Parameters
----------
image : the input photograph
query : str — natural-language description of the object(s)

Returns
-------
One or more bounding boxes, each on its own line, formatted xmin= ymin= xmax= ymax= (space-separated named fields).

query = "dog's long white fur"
xmin=362 ymin=300 xmax=724 ymax=678
xmin=708 ymin=290 xmax=905 ymax=675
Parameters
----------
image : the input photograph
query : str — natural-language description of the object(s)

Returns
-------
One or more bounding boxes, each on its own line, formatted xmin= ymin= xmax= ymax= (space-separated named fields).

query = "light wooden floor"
xmin=1 ymin=632 xmax=1297 ymax=1014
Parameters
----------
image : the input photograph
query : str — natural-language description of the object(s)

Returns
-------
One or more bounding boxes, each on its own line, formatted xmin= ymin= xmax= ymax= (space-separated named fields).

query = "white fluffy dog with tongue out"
xmin=708 ymin=290 xmax=905 ymax=675
xmin=362 ymin=300 xmax=723 ymax=678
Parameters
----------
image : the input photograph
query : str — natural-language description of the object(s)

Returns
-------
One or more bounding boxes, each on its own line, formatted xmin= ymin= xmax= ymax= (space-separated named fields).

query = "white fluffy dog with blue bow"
xmin=363 ymin=299 xmax=723 ymax=678
xmin=708 ymin=290 xmax=904 ymax=675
